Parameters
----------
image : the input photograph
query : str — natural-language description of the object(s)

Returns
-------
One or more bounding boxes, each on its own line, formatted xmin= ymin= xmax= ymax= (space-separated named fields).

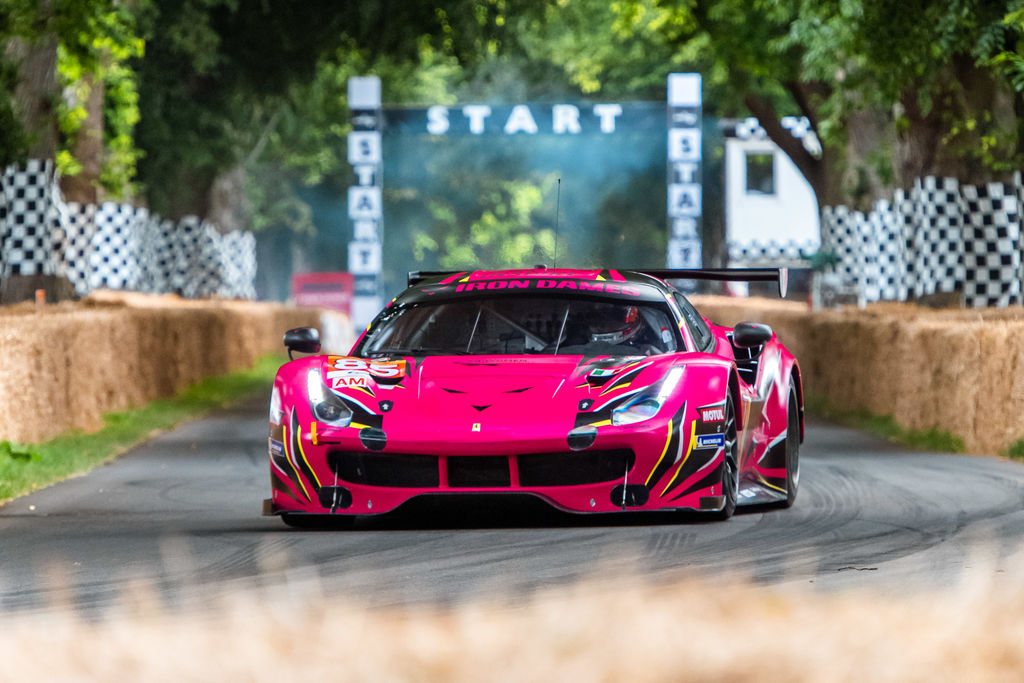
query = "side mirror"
xmin=733 ymin=322 xmax=772 ymax=348
xmin=284 ymin=327 xmax=321 ymax=359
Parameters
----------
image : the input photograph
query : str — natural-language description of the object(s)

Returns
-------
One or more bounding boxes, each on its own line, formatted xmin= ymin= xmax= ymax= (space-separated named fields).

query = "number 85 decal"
xmin=329 ymin=357 xmax=406 ymax=378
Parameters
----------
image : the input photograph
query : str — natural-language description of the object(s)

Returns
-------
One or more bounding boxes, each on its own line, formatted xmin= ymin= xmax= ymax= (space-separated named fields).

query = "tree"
xmin=0 ymin=1 xmax=145 ymax=199
xmin=133 ymin=0 xmax=522 ymax=227
xmin=533 ymin=0 xmax=1024 ymax=209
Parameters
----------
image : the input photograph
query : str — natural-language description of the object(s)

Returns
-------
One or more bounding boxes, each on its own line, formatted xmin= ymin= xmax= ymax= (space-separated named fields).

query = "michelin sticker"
xmin=695 ymin=433 xmax=725 ymax=449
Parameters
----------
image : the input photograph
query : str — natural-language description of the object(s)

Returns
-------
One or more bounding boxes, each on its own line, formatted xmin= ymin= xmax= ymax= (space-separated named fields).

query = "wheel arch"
xmin=728 ymin=367 xmax=743 ymax=432
xmin=789 ymin=360 xmax=805 ymax=443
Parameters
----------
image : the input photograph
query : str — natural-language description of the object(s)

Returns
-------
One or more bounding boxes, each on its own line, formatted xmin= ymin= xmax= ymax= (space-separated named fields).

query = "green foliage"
xmin=418 ymin=176 xmax=562 ymax=269
xmin=788 ymin=0 xmax=1024 ymax=178
xmin=0 ymin=441 xmax=39 ymax=462
xmin=807 ymin=250 xmax=840 ymax=272
xmin=0 ymin=1 xmax=146 ymax=193
xmin=805 ymin=394 xmax=966 ymax=453
xmin=0 ymin=58 xmax=29 ymax=167
xmin=0 ymin=354 xmax=283 ymax=503
xmin=1004 ymin=438 xmax=1024 ymax=461
xmin=55 ymin=1 xmax=146 ymax=198
xmin=247 ymin=37 xmax=464 ymax=234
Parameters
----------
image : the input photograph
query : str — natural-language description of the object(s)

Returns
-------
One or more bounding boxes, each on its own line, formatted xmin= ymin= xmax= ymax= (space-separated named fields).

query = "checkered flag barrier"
xmin=61 ymin=203 xmax=97 ymax=295
xmin=960 ymin=183 xmax=1022 ymax=308
xmin=90 ymin=202 xmax=142 ymax=291
xmin=0 ymin=159 xmax=61 ymax=278
xmin=219 ymin=230 xmax=257 ymax=299
xmin=824 ymin=175 xmax=1024 ymax=307
xmin=727 ymin=239 xmax=817 ymax=265
xmin=821 ymin=205 xmax=899 ymax=303
xmin=870 ymin=199 xmax=907 ymax=302
xmin=0 ymin=159 xmax=258 ymax=299
xmin=909 ymin=177 xmax=965 ymax=298
xmin=733 ymin=116 xmax=822 ymax=157
xmin=821 ymin=205 xmax=862 ymax=292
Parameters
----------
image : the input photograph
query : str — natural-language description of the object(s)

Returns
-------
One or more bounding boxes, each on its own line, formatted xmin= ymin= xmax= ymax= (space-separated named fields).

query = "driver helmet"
xmin=590 ymin=305 xmax=643 ymax=345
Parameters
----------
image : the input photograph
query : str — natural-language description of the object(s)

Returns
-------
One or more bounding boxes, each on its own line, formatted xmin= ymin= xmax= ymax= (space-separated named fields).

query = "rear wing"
xmin=640 ymin=268 xmax=789 ymax=298
xmin=408 ymin=270 xmax=457 ymax=287
xmin=407 ymin=267 xmax=789 ymax=298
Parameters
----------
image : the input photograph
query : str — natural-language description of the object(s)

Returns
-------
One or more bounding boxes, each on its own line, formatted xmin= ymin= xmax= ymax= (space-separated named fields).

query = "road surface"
xmin=2 ymin=393 xmax=1023 ymax=614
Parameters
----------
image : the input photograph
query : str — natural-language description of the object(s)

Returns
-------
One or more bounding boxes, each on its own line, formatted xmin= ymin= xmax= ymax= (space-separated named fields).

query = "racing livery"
xmin=263 ymin=267 xmax=803 ymax=526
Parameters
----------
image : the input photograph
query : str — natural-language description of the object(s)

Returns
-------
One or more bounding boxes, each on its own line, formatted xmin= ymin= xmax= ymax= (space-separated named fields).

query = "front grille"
xmin=448 ymin=456 xmax=510 ymax=488
xmin=518 ymin=449 xmax=634 ymax=487
xmin=328 ymin=451 xmax=439 ymax=488
xmin=327 ymin=449 xmax=635 ymax=489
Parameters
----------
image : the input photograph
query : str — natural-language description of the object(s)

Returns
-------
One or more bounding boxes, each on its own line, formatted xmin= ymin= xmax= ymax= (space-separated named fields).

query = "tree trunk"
xmin=5 ymin=32 xmax=59 ymax=160
xmin=207 ymin=165 xmax=252 ymax=234
xmin=744 ymin=92 xmax=843 ymax=209
xmin=60 ymin=72 xmax=105 ymax=204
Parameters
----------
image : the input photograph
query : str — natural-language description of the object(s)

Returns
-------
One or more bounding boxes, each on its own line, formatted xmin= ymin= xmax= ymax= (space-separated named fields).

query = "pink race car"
xmin=263 ymin=267 xmax=803 ymax=527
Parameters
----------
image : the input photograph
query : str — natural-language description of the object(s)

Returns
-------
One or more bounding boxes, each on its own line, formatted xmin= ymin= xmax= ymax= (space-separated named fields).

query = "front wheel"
xmin=709 ymin=394 xmax=739 ymax=520
xmin=782 ymin=379 xmax=800 ymax=507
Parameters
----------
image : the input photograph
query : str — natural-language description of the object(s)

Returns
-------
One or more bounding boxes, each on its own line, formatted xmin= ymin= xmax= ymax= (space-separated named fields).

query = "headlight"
xmin=307 ymin=369 xmax=353 ymax=426
xmin=611 ymin=367 xmax=684 ymax=426
xmin=612 ymin=397 xmax=662 ymax=426
xmin=269 ymin=386 xmax=283 ymax=425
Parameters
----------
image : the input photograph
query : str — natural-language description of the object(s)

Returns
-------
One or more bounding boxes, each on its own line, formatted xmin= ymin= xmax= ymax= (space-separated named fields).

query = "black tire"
xmin=281 ymin=513 xmax=355 ymax=530
xmin=710 ymin=394 xmax=739 ymax=520
xmin=782 ymin=379 xmax=800 ymax=507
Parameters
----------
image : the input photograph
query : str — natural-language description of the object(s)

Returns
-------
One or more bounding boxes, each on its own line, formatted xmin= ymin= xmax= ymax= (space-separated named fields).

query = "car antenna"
xmin=553 ymin=177 xmax=561 ymax=268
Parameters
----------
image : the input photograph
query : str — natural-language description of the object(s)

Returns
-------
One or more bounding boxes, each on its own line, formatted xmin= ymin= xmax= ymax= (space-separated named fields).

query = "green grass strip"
xmin=805 ymin=394 xmax=966 ymax=453
xmin=0 ymin=353 xmax=284 ymax=503
xmin=1003 ymin=440 xmax=1024 ymax=462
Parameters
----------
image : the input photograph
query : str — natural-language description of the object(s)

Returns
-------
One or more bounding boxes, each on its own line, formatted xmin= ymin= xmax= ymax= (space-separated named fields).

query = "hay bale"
xmin=692 ymin=297 xmax=1024 ymax=455
xmin=0 ymin=295 xmax=331 ymax=443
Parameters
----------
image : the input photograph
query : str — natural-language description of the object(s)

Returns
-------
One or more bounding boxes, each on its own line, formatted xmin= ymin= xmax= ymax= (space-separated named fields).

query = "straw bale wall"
xmin=693 ymin=296 xmax=1024 ymax=455
xmin=4 ymin=291 xmax=1021 ymax=455
xmin=0 ymin=293 xmax=348 ymax=443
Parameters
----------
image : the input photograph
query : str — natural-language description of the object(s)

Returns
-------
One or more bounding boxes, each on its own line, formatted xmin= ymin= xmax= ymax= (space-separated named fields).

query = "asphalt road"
xmin=2 ymin=393 xmax=1024 ymax=614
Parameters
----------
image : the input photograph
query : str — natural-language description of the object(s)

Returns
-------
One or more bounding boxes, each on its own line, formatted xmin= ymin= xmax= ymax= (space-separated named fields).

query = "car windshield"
xmin=359 ymin=295 xmax=681 ymax=357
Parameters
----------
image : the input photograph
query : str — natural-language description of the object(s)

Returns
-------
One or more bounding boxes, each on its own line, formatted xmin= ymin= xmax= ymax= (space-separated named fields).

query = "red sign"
xmin=292 ymin=272 xmax=354 ymax=313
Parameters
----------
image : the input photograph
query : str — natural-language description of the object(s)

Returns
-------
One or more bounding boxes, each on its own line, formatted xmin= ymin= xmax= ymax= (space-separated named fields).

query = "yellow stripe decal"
xmin=282 ymin=423 xmax=311 ymax=501
xmin=660 ymin=420 xmax=697 ymax=496
xmin=757 ymin=475 xmax=787 ymax=493
xmin=645 ymin=418 xmax=674 ymax=487
xmin=587 ymin=419 xmax=613 ymax=428
xmin=600 ymin=380 xmax=631 ymax=396
xmin=296 ymin=424 xmax=321 ymax=488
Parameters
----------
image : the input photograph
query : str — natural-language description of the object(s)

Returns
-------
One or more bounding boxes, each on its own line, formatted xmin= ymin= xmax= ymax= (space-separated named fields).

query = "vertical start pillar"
xmin=347 ymin=76 xmax=384 ymax=328
xmin=666 ymin=74 xmax=703 ymax=281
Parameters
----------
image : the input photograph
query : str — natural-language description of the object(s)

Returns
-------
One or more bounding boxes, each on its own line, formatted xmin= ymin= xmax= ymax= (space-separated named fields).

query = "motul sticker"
xmin=699 ymin=406 xmax=725 ymax=422
xmin=695 ymin=433 xmax=725 ymax=449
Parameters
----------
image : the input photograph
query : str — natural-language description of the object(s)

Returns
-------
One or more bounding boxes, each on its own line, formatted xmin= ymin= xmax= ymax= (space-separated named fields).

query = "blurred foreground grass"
xmin=1 ymin=567 xmax=1023 ymax=681
xmin=0 ymin=354 xmax=283 ymax=503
